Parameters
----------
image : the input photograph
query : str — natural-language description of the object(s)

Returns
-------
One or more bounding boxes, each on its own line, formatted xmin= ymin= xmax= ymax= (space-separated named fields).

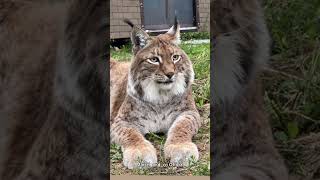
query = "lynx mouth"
xmin=156 ymin=80 xmax=174 ymax=84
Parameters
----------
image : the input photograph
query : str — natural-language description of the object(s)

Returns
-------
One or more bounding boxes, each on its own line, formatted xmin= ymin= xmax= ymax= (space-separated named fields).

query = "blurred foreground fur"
xmin=0 ymin=0 xmax=108 ymax=179
xmin=211 ymin=0 xmax=289 ymax=179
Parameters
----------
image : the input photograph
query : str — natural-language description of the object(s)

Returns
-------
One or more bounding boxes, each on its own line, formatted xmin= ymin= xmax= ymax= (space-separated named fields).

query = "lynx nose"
xmin=165 ymin=72 xmax=174 ymax=79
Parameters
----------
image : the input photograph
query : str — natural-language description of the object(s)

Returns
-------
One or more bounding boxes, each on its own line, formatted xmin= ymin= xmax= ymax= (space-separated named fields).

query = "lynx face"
xmin=126 ymin=21 xmax=194 ymax=103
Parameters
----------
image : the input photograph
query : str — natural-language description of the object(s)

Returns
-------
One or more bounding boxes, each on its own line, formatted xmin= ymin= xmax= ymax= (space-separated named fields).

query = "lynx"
xmin=110 ymin=19 xmax=201 ymax=169
xmin=212 ymin=0 xmax=289 ymax=179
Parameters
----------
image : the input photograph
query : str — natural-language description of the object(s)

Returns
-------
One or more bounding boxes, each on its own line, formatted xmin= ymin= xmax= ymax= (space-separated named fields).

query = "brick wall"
xmin=110 ymin=0 xmax=210 ymax=39
xmin=198 ymin=0 xmax=210 ymax=32
xmin=110 ymin=0 xmax=141 ymax=39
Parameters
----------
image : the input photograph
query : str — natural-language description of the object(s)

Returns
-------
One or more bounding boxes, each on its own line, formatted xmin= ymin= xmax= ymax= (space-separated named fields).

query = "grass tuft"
xmin=263 ymin=0 xmax=320 ymax=175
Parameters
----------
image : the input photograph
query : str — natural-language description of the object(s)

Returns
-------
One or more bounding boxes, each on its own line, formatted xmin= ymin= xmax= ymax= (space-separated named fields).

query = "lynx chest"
xmin=131 ymin=102 xmax=182 ymax=135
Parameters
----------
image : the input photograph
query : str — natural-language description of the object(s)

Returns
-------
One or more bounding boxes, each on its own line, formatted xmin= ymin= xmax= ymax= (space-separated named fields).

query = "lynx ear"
xmin=124 ymin=19 xmax=150 ymax=54
xmin=166 ymin=17 xmax=181 ymax=45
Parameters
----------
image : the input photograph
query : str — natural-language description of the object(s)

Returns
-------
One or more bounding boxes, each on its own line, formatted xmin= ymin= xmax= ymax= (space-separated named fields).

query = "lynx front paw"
xmin=164 ymin=142 xmax=199 ymax=166
xmin=122 ymin=141 xmax=157 ymax=169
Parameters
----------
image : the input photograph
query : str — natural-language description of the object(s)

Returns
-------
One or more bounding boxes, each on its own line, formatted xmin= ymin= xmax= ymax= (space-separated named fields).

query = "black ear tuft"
xmin=166 ymin=16 xmax=181 ymax=44
xmin=123 ymin=19 xmax=134 ymax=28
xmin=123 ymin=19 xmax=150 ymax=55
xmin=173 ymin=16 xmax=179 ymax=32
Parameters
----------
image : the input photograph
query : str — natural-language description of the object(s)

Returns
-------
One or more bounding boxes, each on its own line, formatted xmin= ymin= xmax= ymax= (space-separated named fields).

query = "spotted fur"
xmin=110 ymin=20 xmax=201 ymax=169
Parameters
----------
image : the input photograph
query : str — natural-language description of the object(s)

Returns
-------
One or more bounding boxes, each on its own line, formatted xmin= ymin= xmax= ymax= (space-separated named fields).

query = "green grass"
xmin=110 ymin=44 xmax=131 ymax=60
xmin=110 ymin=37 xmax=210 ymax=176
xmin=264 ymin=0 xmax=320 ymax=141
xmin=181 ymin=43 xmax=210 ymax=108
xmin=181 ymin=32 xmax=210 ymax=41
xmin=263 ymin=0 xmax=320 ymax=176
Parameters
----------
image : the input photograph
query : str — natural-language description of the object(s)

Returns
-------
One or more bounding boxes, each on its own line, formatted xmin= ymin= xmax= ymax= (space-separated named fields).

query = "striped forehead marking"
xmin=152 ymin=45 xmax=175 ymax=56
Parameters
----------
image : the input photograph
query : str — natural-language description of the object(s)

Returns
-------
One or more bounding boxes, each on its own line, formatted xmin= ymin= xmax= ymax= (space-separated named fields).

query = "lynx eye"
xmin=172 ymin=54 xmax=181 ymax=63
xmin=147 ymin=57 xmax=160 ymax=65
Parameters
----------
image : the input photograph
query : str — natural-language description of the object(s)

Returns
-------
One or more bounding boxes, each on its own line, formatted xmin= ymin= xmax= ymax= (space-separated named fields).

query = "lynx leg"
xmin=111 ymin=121 xmax=157 ymax=169
xmin=164 ymin=112 xmax=201 ymax=166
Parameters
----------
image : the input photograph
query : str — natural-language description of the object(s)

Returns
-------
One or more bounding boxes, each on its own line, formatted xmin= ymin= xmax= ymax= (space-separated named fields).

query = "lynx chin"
xmin=110 ymin=18 xmax=201 ymax=169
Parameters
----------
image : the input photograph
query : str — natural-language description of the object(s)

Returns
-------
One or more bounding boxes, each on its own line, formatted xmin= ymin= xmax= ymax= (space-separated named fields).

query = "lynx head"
xmin=124 ymin=18 xmax=194 ymax=104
